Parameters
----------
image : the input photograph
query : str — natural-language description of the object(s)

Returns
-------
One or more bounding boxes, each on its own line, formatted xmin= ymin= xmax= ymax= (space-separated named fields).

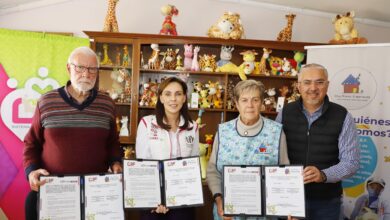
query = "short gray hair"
xmin=298 ymin=63 xmax=328 ymax=81
xmin=67 ymin=46 xmax=99 ymax=67
xmin=233 ymin=79 xmax=265 ymax=102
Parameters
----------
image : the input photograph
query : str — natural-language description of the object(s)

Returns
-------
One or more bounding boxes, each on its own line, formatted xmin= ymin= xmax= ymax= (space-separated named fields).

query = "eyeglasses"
xmin=70 ymin=63 xmax=99 ymax=74
xmin=299 ymin=80 xmax=328 ymax=87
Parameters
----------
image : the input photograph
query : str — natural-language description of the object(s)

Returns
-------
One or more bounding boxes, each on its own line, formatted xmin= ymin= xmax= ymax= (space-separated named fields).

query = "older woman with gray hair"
xmin=206 ymin=79 xmax=290 ymax=220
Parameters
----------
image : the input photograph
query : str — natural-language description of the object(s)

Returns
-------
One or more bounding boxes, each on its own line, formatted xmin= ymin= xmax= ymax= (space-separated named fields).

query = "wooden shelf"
xmin=100 ymin=65 xmax=132 ymax=70
xmin=140 ymin=69 xmax=227 ymax=76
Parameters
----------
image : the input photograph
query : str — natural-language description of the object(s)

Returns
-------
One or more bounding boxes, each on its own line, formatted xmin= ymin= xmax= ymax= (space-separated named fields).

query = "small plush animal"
xmin=268 ymin=56 xmax=283 ymax=75
xmin=161 ymin=48 xmax=179 ymax=70
xmin=191 ymin=46 xmax=201 ymax=71
xmin=329 ymin=11 xmax=367 ymax=44
xmin=238 ymin=50 xmax=258 ymax=80
xmin=207 ymin=12 xmax=244 ymax=40
xmin=199 ymin=54 xmax=217 ymax=72
xmin=159 ymin=4 xmax=179 ymax=35
xmin=276 ymin=14 xmax=296 ymax=42
xmin=257 ymin=48 xmax=272 ymax=75
xmin=183 ymin=44 xmax=193 ymax=70
xmin=148 ymin=44 xmax=160 ymax=70
xmin=216 ymin=46 xmax=238 ymax=73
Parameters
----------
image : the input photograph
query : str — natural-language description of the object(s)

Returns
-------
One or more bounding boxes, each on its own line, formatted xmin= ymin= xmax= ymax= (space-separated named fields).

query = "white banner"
xmin=307 ymin=44 xmax=390 ymax=220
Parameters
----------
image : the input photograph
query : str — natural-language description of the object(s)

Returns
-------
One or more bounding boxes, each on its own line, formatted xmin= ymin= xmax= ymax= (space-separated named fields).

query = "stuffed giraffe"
xmin=103 ymin=0 xmax=119 ymax=32
xmin=277 ymin=14 xmax=296 ymax=42
xmin=258 ymin=48 xmax=272 ymax=75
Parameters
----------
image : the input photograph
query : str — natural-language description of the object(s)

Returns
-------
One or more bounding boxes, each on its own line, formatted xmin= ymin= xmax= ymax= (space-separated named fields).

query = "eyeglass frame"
xmin=69 ymin=63 xmax=99 ymax=75
xmin=298 ymin=79 xmax=328 ymax=87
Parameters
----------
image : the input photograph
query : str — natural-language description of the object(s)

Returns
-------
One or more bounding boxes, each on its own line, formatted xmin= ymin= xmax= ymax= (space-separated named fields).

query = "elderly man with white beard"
xmin=23 ymin=47 xmax=122 ymax=220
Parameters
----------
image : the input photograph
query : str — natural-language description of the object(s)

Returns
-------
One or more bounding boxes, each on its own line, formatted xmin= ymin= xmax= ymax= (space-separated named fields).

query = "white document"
xmin=191 ymin=92 xmax=199 ymax=108
xmin=163 ymin=157 xmax=203 ymax=208
xmin=265 ymin=166 xmax=305 ymax=218
xmin=84 ymin=174 xmax=124 ymax=220
xmin=223 ymin=166 xmax=262 ymax=216
xmin=123 ymin=160 xmax=162 ymax=208
xmin=39 ymin=176 xmax=81 ymax=220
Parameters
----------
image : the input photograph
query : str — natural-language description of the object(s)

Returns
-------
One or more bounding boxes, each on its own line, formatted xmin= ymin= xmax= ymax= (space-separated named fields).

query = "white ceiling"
xmin=1 ymin=0 xmax=390 ymax=26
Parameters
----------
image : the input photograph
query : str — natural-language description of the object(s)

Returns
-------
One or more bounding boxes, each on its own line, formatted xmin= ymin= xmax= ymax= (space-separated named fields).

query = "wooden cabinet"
xmin=85 ymin=31 xmax=318 ymax=145
xmin=84 ymin=31 xmax=319 ymax=220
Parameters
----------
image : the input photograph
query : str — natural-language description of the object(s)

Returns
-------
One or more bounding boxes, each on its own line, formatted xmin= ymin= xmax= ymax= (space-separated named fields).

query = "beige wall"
xmin=0 ymin=0 xmax=389 ymax=43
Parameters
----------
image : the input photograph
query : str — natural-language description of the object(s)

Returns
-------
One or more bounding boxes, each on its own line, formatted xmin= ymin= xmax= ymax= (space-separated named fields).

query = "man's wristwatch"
xmin=320 ymin=171 xmax=327 ymax=183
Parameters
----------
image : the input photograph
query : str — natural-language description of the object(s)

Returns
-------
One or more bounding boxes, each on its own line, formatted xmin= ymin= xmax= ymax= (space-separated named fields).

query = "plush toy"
xmin=257 ymin=48 xmax=272 ymax=75
xmin=183 ymin=44 xmax=193 ymax=70
xmin=268 ymin=56 xmax=283 ymax=75
xmin=293 ymin=51 xmax=305 ymax=72
xmin=238 ymin=50 xmax=258 ymax=80
xmin=109 ymin=70 xmax=123 ymax=101
xmin=148 ymin=44 xmax=160 ymax=70
xmin=207 ymin=12 xmax=244 ymax=40
xmin=160 ymin=48 xmax=179 ymax=70
xmin=205 ymin=81 xmax=223 ymax=108
xmin=276 ymin=14 xmax=296 ymax=42
xmin=213 ymin=88 xmax=224 ymax=109
xmin=139 ymin=81 xmax=158 ymax=107
xmin=103 ymin=0 xmax=119 ymax=32
xmin=199 ymin=89 xmax=211 ymax=108
xmin=329 ymin=11 xmax=367 ymax=44
xmin=226 ymin=79 xmax=236 ymax=110
xmin=199 ymin=54 xmax=217 ymax=72
xmin=287 ymin=82 xmax=301 ymax=103
xmin=216 ymin=46 xmax=238 ymax=73
xmin=191 ymin=46 xmax=201 ymax=71
xmin=159 ymin=4 xmax=179 ymax=35
xmin=264 ymin=88 xmax=276 ymax=112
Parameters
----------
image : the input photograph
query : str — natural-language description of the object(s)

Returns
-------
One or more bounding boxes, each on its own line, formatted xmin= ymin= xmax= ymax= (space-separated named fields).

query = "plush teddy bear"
xmin=207 ymin=12 xmax=244 ymax=40
xmin=329 ymin=11 xmax=367 ymax=44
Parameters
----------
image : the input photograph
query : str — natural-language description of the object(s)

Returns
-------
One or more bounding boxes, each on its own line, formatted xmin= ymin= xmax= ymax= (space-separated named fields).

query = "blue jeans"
xmin=306 ymin=196 xmax=342 ymax=220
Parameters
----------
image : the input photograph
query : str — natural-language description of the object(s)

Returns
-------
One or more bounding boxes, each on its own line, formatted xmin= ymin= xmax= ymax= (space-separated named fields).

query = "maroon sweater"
xmin=23 ymin=85 xmax=121 ymax=178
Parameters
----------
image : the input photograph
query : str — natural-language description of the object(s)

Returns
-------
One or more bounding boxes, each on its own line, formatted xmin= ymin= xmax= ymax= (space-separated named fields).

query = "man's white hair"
xmin=298 ymin=63 xmax=328 ymax=81
xmin=67 ymin=46 xmax=99 ymax=67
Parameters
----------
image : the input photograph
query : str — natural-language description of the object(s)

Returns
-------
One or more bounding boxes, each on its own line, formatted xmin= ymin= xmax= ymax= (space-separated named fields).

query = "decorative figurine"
xmin=238 ymin=50 xmax=258 ymax=80
xmin=279 ymin=85 xmax=290 ymax=97
xmin=208 ymin=12 xmax=244 ymax=40
xmin=258 ymin=48 xmax=272 ymax=75
xmin=216 ymin=45 xmax=238 ymax=73
xmin=122 ymin=45 xmax=131 ymax=67
xmin=199 ymin=54 xmax=217 ymax=72
xmin=196 ymin=108 xmax=206 ymax=129
xmin=268 ymin=56 xmax=283 ymax=75
xmin=264 ymin=88 xmax=277 ymax=112
xmin=175 ymin=55 xmax=184 ymax=70
xmin=123 ymin=146 xmax=135 ymax=159
xmin=161 ymin=48 xmax=179 ymax=70
xmin=100 ymin=44 xmax=113 ymax=66
xmin=119 ymin=116 xmax=129 ymax=136
xmin=148 ymin=44 xmax=160 ymax=70
xmin=103 ymin=0 xmax=119 ymax=32
xmin=205 ymin=134 xmax=214 ymax=160
xmin=115 ymin=46 xmax=121 ymax=66
xmin=159 ymin=4 xmax=179 ymax=35
xmin=183 ymin=44 xmax=193 ymax=71
xmin=287 ymin=82 xmax=301 ymax=103
xmin=329 ymin=11 xmax=367 ymax=44
xmin=276 ymin=14 xmax=296 ymax=42
xmin=191 ymin=46 xmax=200 ymax=71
